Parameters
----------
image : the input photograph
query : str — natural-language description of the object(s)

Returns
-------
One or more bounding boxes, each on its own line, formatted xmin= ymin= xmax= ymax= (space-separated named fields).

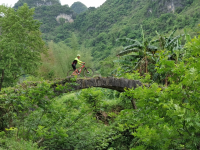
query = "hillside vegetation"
xmin=73 ymin=0 xmax=200 ymax=64
xmin=14 ymin=0 xmax=75 ymax=42
xmin=70 ymin=2 xmax=88 ymax=14
xmin=1 ymin=1 xmax=200 ymax=149
xmin=14 ymin=0 xmax=60 ymax=8
xmin=13 ymin=0 xmax=200 ymax=67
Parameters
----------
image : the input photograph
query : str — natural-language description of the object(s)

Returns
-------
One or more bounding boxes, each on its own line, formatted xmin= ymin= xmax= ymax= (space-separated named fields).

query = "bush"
xmin=0 ymin=132 xmax=42 ymax=150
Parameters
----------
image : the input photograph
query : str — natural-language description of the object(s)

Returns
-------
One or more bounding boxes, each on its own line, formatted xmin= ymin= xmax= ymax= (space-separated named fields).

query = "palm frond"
xmin=150 ymin=39 xmax=160 ymax=45
xmin=116 ymin=38 xmax=139 ymax=44
xmin=134 ymin=59 xmax=143 ymax=70
xmin=165 ymin=34 xmax=184 ymax=48
xmin=167 ymin=30 xmax=176 ymax=43
xmin=154 ymin=31 xmax=166 ymax=49
xmin=155 ymin=31 xmax=160 ymax=37
xmin=124 ymin=42 xmax=143 ymax=50
xmin=147 ymin=45 xmax=158 ymax=51
xmin=141 ymin=25 xmax=145 ymax=45
xmin=113 ymin=59 xmax=126 ymax=63
xmin=184 ymin=29 xmax=191 ymax=42
xmin=117 ymin=48 xmax=139 ymax=56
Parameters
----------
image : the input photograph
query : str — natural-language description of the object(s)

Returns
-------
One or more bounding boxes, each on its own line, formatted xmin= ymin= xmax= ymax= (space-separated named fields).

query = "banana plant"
xmin=151 ymin=30 xmax=186 ymax=63
xmin=116 ymin=26 xmax=158 ymax=74
xmin=152 ymin=30 xmax=190 ymax=86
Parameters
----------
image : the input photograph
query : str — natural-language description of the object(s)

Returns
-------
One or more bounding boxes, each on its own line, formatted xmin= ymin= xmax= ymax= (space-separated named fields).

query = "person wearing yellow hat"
xmin=72 ymin=54 xmax=85 ymax=74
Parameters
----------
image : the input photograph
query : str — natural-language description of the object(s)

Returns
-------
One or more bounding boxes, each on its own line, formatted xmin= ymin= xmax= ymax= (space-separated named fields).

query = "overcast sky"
xmin=0 ymin=0 xmax=107 ymax=8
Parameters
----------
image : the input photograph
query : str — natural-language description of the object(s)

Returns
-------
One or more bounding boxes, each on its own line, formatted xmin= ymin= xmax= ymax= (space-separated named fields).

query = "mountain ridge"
xmin=70 ymin=1 xmax=88 ymax=14
xmin=14 ymin=0 xmax=61 ymax=8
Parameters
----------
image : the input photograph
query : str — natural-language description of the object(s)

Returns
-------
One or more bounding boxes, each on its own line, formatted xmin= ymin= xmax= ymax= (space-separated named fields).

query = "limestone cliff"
xmin=148 ymin=0 xmax=194 ymax=16
xmin=56 ymin=14 xmax=74 ymax=23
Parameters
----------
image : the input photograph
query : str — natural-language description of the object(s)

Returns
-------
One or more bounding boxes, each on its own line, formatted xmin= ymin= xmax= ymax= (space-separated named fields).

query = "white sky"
xmin=0 ymin=0 xmax=107 ymax=8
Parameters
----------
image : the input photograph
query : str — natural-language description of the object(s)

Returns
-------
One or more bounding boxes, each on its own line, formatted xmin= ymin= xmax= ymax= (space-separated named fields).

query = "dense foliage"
xmin=121 ymin=33 xmax=200 ymax=149
xmin=13 ymin=0 xmax=200 ymax=68
xmin=14 ymin=0 xmax=61 ymax=9
xmin=1 ymin=28 xmax=200 ymax=149
xmin=1 ymin=0 xmax=200 ymax=149
xmin=14 ymin=0 xmax=75 ymax=43
xmin=38 ymin=41 xmax=93 ymax=79
xmin=72 ymin=0 xmax=200 ymax=65
xmin=0 ymin=4 xmax=46 ymax=90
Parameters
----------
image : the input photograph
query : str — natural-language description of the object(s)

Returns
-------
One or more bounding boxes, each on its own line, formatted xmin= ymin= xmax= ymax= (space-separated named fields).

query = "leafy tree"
xmin=122 ymin=34 xmax=200 ymax=149
xmin=0 ymin=4 xmax=46 ymax=90
xmin=152 ymin=30 xmax=188 ymax=85
xmin=152 ymin=30 xmax=185 ymax=58
xmin=59 ymin=18 xmax=65 ymax=26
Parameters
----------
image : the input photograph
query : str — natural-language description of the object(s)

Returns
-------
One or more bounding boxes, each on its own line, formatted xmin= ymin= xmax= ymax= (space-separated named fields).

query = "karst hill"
xmin=12 ymin=0 xmax=200 ymax=62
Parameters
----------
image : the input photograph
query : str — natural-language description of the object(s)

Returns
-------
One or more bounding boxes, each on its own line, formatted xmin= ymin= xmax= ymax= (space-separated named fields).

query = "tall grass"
xmin=38 ymin=41 xmax=93 ymax=79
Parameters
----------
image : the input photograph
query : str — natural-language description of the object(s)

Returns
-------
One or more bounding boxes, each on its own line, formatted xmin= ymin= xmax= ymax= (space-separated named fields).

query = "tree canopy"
xmin=0 ymin=4 xmax=46 ymax=90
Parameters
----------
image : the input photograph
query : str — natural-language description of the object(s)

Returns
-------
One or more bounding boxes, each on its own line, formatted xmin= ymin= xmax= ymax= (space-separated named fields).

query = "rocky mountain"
xmin=13 ymin=0 xmax=76 ymax=42
xmin=70 ymin=2 xmax=88 ymax=14
xmin=148 ymin=0 xmax=194 ymax=16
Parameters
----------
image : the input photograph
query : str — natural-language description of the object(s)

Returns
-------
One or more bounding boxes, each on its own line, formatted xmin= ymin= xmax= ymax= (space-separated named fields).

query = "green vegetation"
xmin=72 ymin=0 xmax=200 ymax=66
xmin=116 ymin=26 xmax=158 ymax=74
xmin=0 ymin=136 xmax=42 ymax=150
xmin=38 ymin=41 xmax=93 ymax=79
xmin=70 ymin=2 xmax=88 ymax=14
xmin=122 ymin=34 xmax=200 ymax=149
xmin=1 ymin=0 xmax=200 ymax=149
xmin=14 ymin=0 xmax=75 ymax=43
xmin=14 ymin=0 xmax=60 ymax=8
xmin=0 ymin=4 xmax=46 ymax=90
xmin=12 ymin=0 xmax=200 ymax=68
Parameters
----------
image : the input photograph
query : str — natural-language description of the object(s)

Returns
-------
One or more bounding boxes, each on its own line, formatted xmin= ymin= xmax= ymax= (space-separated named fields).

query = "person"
xmin=72 ymin=54 xmax=85 ymax=74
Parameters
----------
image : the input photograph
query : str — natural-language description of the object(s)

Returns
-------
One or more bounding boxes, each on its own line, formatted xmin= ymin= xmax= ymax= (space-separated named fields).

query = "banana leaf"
xmin=117 ymin=48 xmax=139 ymax=56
